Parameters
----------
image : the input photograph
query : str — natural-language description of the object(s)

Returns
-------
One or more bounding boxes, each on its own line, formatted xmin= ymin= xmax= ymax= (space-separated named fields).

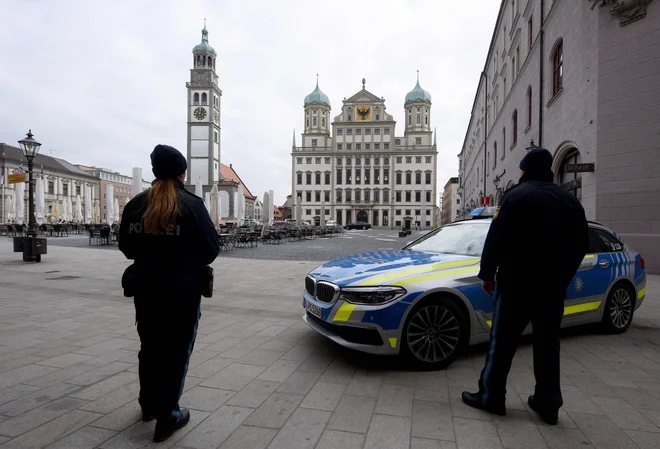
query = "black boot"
xmin=461 ymin=391 xmax=506 ymax=416
xmin=153 ymin=408 xmax=191 ymax=442
xmin=528 ymin=395 xmax=558 ymax=425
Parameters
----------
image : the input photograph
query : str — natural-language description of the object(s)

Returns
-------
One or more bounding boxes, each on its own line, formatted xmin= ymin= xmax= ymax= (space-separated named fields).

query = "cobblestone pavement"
xmin=41 ymin=229 xmax=424 ymax=261
xmin=0 ymin=240 xmax=659 ymax=448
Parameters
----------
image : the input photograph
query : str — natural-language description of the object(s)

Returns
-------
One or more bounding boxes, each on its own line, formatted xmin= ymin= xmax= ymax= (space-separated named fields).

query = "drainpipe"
xmin=539 ymin=0 xmax=544 ymax=147
xmin=482 ymin=71 xmax=488 ymax=198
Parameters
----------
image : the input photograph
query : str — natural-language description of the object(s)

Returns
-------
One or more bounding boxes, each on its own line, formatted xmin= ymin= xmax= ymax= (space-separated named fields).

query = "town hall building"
xmin=291 ymin=76 xmax=439 ymax=230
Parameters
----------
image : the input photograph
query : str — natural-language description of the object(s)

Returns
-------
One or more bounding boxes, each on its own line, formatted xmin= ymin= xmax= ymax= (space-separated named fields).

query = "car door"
xmin=562 ymin=226 xmax=613 ymax=326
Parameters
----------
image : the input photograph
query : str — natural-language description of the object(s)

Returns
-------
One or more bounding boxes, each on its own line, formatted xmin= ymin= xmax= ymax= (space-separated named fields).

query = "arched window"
xmin=313 ymin=117 xmax=317 ymax=126
xmin=202 ymin=93 xmax=207 ymax=105
xmin=527 ymin=86 xmax=532 ymax=127
xmin=208 ymin=57 xmax=213 ymax=67
xmin=425 ymin=116 xmax=428 ymax=125
xmin=193 ymin=93 xmax=199 ymax=105
xmin=416 ymin=115 xmax=421 ymax=124
xmin=512 ymin=110 xmax=518 ymax=145
xmin=322 ymin=118 xmax=326 ymax=127
xmin=552 ymin=39 xmax=563 ymax=96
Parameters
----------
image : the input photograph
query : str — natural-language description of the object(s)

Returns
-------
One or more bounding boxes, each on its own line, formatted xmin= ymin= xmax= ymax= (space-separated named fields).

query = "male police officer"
xmin=462 ymin=147 xmax=589 ymax=425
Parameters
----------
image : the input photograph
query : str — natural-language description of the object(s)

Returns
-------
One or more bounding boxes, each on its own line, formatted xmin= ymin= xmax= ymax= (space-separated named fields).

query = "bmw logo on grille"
xmin=574 ymin=276 xmax=584 ymax=292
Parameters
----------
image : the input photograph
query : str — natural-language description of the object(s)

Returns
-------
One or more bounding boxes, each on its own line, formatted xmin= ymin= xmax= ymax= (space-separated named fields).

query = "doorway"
xmin=357 ymin=210 xmax=368 ymax=223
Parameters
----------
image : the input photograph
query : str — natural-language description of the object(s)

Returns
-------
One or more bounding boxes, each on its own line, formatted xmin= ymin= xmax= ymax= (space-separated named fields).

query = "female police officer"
xmin=119 ymin=144 xmax=220 ymax=442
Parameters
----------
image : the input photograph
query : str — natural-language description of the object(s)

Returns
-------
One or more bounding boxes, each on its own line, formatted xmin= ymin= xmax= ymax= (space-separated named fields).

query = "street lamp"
xmin=493 ymin=169 xmax=506 ymax=205
xmin=18 ymin=130 xmax=41 ymax=237
xmin=13 ymin=129 xmax=47 ymax=262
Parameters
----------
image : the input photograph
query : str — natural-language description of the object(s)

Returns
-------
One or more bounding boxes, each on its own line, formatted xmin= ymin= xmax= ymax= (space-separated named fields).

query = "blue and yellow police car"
xmin=302 ymin=219 xmax=647 ymax=369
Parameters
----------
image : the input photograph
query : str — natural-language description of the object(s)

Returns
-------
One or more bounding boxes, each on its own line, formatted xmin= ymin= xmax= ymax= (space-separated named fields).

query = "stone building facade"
xmin=291 ymin=77 xmax=439 ymax=230
xmin=442 ymin=177 xmax=460 ymax=225
xmin=458 ymin=0 xmax=660 ymax=272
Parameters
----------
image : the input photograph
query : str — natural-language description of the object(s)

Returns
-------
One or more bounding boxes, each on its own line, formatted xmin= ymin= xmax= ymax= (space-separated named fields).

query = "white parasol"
xmin=113 ymin=197 xmax=120 ymax=222
xmin=15 ymin=182 xmax=24 ymax=223
xmin=106 ymin=184 xmax=113 ymax=225
xmin=210 ymin=184 xmax=219 ymax=226
xmin=35 ymin=177 xmax=45 ymax=224
xmin=85 ymin=185 xmax=92 ymax=223
xmin=75 ymin=194 xmax=83 ymax=222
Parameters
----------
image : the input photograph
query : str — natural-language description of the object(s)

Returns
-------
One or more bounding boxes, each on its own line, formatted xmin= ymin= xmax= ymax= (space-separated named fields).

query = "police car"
xmin=302 ymin=219 xmax=647 ymax=369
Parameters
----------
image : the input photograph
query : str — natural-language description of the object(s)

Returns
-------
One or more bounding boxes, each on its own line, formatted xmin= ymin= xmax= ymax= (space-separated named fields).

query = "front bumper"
xmin=302 ymin=292 xmax=401 ymax=356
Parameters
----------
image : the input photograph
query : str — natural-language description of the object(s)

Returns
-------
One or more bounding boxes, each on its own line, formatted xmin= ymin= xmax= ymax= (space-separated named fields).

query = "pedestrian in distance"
xmin=462 ymin=147 xmax=589 ymax=425
xmin=118 ymin=144 xmax=220 ymax=442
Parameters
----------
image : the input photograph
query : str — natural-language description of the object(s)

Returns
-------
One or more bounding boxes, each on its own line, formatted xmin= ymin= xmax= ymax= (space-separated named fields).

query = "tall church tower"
xmin=403 ymin=71 xmax=432 ymax=146
xmin=186 ymin=21 xmax=222 ymax=187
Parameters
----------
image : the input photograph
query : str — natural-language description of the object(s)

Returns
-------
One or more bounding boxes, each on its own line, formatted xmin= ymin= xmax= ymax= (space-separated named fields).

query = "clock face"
xmin=356 ymin=106 xmax=371 ymax=121
xmin=213 ymin=110 xmax=219 ymax=124
xmin=193 ymin=107 xmax=207 ymax=121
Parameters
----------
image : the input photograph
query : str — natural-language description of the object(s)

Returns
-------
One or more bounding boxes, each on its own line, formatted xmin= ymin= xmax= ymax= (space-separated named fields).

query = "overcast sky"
xmin=0 ymin=0 xmax=500 ymax=205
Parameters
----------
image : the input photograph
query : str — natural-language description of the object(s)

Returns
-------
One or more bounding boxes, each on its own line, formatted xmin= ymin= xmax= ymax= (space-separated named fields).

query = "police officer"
xmin=119 ymin=144 xmax=220 ymax=442
xmin=461 ymin=148 xmax=589 ymax=425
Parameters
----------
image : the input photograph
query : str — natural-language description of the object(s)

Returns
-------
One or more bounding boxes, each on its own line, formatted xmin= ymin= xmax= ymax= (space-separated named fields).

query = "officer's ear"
xmin=178 ymin=172 xmax=187 ymax=182
xmin=520 ymin=170 xmax=525 ymax=177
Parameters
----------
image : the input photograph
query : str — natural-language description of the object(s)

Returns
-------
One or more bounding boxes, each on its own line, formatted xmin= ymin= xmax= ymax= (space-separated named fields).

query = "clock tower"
xmin=186 ymin=21 xmax=222 ymax=188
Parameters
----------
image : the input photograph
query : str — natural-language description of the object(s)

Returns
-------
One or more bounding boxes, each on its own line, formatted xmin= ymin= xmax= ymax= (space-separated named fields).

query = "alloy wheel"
xmin=406 ymin=305 xmax=460 ymax=363
xmin=610 ymin=287 xmax=632 ymax=329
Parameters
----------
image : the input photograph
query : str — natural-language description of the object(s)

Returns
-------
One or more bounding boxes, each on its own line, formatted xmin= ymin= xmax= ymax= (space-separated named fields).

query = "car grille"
xmin=307 ymin=313 xmax=383 ymax=346
xmin=316 ymin=282 xmax=338 ymax=303
xmin=305 ymin=276 xmax=316 ymax=297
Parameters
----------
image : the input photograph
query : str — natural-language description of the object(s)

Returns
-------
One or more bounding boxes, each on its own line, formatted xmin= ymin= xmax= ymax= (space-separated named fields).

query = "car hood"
xmin=309 ymin=250 xmax=481 ymax=287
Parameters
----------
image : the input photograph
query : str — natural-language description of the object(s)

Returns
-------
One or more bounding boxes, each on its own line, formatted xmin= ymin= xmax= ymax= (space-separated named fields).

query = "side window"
xmin=587 ymin=229 xmax=607 ymax=254
xmin=593 ymin=229 xmax=624 ymax=252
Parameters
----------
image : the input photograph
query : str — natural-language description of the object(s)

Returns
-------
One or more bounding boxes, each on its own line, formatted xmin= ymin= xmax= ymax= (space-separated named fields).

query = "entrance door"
xmin=357 ymin=210 xmax=368 ymax=223
xmin=404 ymin=218 xmax=412 ymax=230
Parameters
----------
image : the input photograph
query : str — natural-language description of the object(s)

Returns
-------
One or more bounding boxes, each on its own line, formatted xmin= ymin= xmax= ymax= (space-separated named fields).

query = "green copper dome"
xmin=193 ymin=25 xmax=216 ymax=55
xmin=405 ymin=73 xmax=432 ymax=103
xmin=304 ymin=79 xmax=330 ymax=106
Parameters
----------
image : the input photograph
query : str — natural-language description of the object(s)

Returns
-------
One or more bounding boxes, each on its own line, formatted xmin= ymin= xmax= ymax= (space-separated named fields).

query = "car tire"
xmin=362 ymin=226 xmax=367 ymax=230
xmin=401 ymin=296 xmax=469 ymax=370
xmin=601 ymin=282 xmax=635 ymax=334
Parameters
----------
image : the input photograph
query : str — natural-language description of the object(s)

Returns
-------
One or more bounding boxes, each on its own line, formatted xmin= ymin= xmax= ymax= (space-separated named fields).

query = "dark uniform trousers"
xmin=478 ymin=287 xmax=564 ymax=412
xmin=134 ymin=293 xmax=201 ymax=424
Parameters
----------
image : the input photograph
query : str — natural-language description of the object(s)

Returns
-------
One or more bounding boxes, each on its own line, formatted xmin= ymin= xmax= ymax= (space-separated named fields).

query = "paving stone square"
xmin=0 ymin=239 xmax=659 ymax=448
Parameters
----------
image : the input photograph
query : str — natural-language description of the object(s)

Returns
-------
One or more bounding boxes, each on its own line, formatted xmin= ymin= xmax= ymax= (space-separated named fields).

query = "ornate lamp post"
xmin=13 ymin=130 xmax=47 ymax=262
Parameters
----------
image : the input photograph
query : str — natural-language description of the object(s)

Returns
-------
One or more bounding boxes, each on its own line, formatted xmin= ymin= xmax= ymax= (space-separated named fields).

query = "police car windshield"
xmin=404 ymin=222 xmax=490 ymax=256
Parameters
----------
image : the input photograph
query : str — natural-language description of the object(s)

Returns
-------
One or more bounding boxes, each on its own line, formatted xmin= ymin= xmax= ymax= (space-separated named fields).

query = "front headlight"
xmin=339 ymin=286 xmax=407 ymax=305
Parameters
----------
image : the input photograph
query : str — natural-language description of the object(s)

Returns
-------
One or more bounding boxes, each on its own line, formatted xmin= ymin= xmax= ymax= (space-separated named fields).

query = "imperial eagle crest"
xmin=357 ymin=107 xmax=370 ymax=120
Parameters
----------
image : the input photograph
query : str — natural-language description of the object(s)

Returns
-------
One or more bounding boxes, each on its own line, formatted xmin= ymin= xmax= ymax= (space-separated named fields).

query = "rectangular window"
xmin=325 ymin=157 xmax=331 ymax=164
xmin=315 ymin=191 xmax=321 ymax=202
xmin=427 ymin=209 xmax=432 ymax=215
xmin=365 ymin=128 xmax=371 ymax=135
xmin=214 ymin=132 xmax=218 ymax=143
xmin=346 ymin=144 xmax=352 ymax=150
xmin=346 ymin=190 xmax=352 ymax=201
xmin=375 ymin=143 xmax=381 ymax=150
xmin=383 ymin=143 xmax=390 ymax=149
xmin=396 ymin=210 xmax=402 ymax=216
xmin=336 ymin=169 xmax=342 ymax=184
xmin=365 ymin=143 xmax=370 ymax=150
xmin=356 ymin=144 xmax=361 ymax=150
xmin=425 ymin=156 xmax=432 ymax=163
xmin=297 ymin=157 xmax=303 ymax=164
xmin=325 ymin=191 xmax=330 ymax=202
xmin=63 ymin=184 xmax=68 ymax=196
xmin=384 ymin=168 xmax=389 ymax=183
xmin=426 ymin=191 xmax=432 ymax=202
xmin=384 ymin=128 xmax=390 ymax=135
xmin=405 ymin=173 xmax=412 ymax=184
xmin=346 ymin=158 xmax=352 ymax=165
xmin=315 ymin=173 xmax=321 ymax=184
xmin=374 ymin=128 xmax=380 ymax=135
xmin=306 ymin=209 xmax=311 ymax=215
xmin=384 ymin=158 xmax=390 ymax=165
xmin=356 ymin=168 xmax=361 ymax=184
xmin=315 ymin=209 xmax=320 ymax=215
xmin=405 ymin=192 xmax=411 ymax=202
xmin=297 ymin=173 xmax=303 ymax=184
xmin=337 ymin=158 xmax=343 ymax=165
xmin=315 ymin=157 xmax=321 ymax=164
xmin=396 ymin=172 xmax=402 ymax=184
xmin=337 ymin=129 xmax=343 ymax=135
xmin=355 ymin=190 xmax=361 ymax=202
xmin=396 ymin=191 xmax=402 ymax=202
xmin=383 ymin=190 xmax=390 ymax=203
xmin=306 ymin=157 xmax=312 ymax=164
xmin=415 ymin=210 xmax=420 ymax=216
xmin=415 ymin=137 xmax=422 ymax=145
xmin=374 ymin=190 xmax=380 ymax=202
xmin=312 ymin=139 xmax=318 ymax=147
xmin=364 ymin=190 xmax=370 ymax=202
xmin=336 ymin=190 xmax=342 ymax=202
xmin=306 ymin=191 xmax=312 ymax=202
xmin=325 ymin=172 xmax=331 ymax=185
xmin=365 ymin=158 xmax=370 ymax=165
xmin=415 ymin=192 xmax=421 ymax=202
xmin=337 ymin=143 xmax=343 ymax=150
xmin=346 ymin=129 xmax=353 ymax=135
xmin=415 ymin=173 xmax=421 ymax=184
xmin=405 ymin=209 xmax=411 ymax=216
xmin=364 ymin=169 xmax=370 ymax=184
xmin=425 ymin=172 xmax=431 ymax=184
xmin=76 ymin=186 xmax=81 ymax=196
xmin=355 ymin=157 xmax=361 ymax=165
xmin=355 ymin=129 xmax=362 ymax=135
xmin=406 ymin=157 xmax=412 ymax=164
xmin=374 ymin=168 xmax=380 ymax=184
xmin=346 ymin=169 xmax=352 ymax=184
xmin=395 ymin=221 xmax=401 ymax=226
xmin=395 ymin=139 xmax=401 ymax=145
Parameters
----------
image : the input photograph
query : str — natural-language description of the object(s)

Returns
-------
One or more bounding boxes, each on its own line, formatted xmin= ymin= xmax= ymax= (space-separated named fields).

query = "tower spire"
xmin=292 ymin=129 xmax=296 ymax=149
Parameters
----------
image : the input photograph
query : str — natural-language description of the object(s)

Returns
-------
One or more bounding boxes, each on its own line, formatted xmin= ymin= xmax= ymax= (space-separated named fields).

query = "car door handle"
xmin=598 ymin=260 xmax=610 ymax=268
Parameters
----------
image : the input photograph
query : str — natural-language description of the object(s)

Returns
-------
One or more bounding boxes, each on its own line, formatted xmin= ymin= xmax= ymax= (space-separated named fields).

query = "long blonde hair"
xmin=144 ymin=179 xmax=179 ymax=234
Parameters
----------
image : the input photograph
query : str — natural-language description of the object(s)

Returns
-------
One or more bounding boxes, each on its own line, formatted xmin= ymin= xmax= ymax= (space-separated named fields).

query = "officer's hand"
xmin=482 ymin=280 xmax=495 ymax=296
